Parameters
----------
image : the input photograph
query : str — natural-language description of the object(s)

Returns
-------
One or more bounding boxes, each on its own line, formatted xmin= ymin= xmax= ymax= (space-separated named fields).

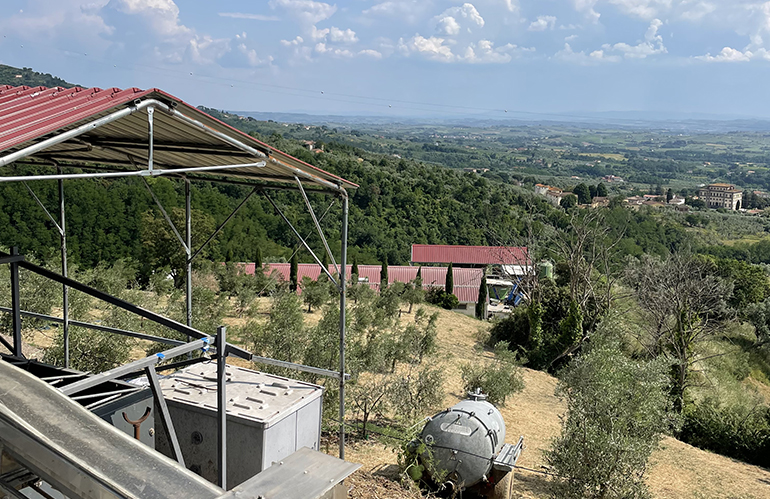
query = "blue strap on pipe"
xmin=156 ymin=352 xmax=166 ymax=361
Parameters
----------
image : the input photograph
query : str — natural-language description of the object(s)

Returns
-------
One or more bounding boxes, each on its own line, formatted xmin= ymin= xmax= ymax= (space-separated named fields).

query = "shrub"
xmin=425 ymin=287 xmax=459 ymax=310
xmin=460 ymin=342 xmax=524 ymax=406
xmin=680 ymin=397 xmax=770 ymax=468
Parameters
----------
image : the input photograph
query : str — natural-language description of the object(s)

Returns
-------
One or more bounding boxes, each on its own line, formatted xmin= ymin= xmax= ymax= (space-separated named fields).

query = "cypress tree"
xmin=255 ymin=246 xmax=263 ymax=272
xmin=318 ymin=252 xmax=329 ymax=282
xmin=445 ymin=262 xmax=454 ymax=295
xmin=381 ymin=260 xmax=388 ymax=289
xmin=475 ymin=275 xmax=487 ymax=319
xmin=415 ymin=266 xmax=423 ymax=289
xmin=351 ymin=257 xmax=359 ymax=278
xmin=290 ymin=253 xmax=299 ymax=292
xmin=597 ymin=182 xmax=608 ymax=197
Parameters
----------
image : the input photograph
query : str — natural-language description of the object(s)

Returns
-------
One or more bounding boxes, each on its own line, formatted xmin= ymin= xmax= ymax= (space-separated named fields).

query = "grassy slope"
xmin=329 ymin=304 xmax=770 ymax=499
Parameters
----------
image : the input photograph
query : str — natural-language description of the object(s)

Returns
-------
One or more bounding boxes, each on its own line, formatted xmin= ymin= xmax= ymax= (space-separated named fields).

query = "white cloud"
xmin=237 ymin=43 xmax=273 ymax=66
xmin=696 ymin=46 xmax=753 ymax=62
xmin=310 ymin=25 xmax=330 ymax=40
xmin=679 ymin=1 xmax=717 ymax=21
xmin=0 ymin=0 xmax=113 ymax=48
xmin=399 ymin=33 xmax=529 ymax=63
xmin=434 ymin=3 xmax=485 ymax=35
xmin=555 ymin=42 xmax=621 ymax=63
xmin=315 ymin=42 xmax=353 ymax=57
xmin=462 ymin=39 xmax=531 ymax=62
xmin=362 ymin=1 xmax=426 ymax=23
xmin=565 ymin=34 xmax=579 ymax=41
xmin=280 ymin=36 xmax=304 ymax=46
xmin=607 ymin=0 xmax=672 ymax=20
xmin=437 ymin=16 xmax=462 ymax=35
xmin=101 ymin=0 xmax=234 ymax=65
xmin=330 ymin=26 xmax=358 ymax=43
xmin=107 ymin=0 xmax=194 ymax=37
xmin=602 ymin=18 xmax=667 ymax=58
xmin=528 ymin=15 xmax=557 ymax=31
xmin=268 ymin=0 xmax=337 ymax=25
xmin=358 ymin=48 xmax=384 ymax=58
xmin=218 ymin=12 xmax=280 ymax=21
xmin=503 ymin=0 xmax=520 ymax=13
xmin=399 ymin=34 xmax=456 ymax=62
xmin=572 ymin=0 xmax=601 ymax=22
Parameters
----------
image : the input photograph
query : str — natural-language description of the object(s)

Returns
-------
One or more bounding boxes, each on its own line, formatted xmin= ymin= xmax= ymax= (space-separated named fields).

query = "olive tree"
xmin=460 ymin=341 xmax=524 ymax=406
xmin=547 ymin=337 xmax=674 ymax=499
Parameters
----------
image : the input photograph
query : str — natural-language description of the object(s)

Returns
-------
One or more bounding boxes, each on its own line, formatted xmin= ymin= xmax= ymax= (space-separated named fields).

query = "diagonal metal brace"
xmin=262 ymin=192 xmax=338 ymax=287
xmin=145 ymin=365 xmax=185 ymax=466
xmin=190 ymin=186 xmax=259 ymax=263
xmin=0 ymin=250 xmax=252 ymax=361
xmin=141 ymin=177 xmax=189 ymax=255
xmin=295 ymin=176 xmax=340 ymax=277
xmin=23 ymin=182 xmax=63 ymax=235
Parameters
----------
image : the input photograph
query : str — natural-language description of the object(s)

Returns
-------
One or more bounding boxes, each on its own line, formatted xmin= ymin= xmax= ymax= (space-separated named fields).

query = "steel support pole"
xmin=9 ymin=247 xmax=22 ymax=358
xmin=59 ymin=168 xmax=69 ymax=368
xmin=186 ymin=179 xmax=192 ymax=337
xmin=216 ymin=326 xmax=227 ymax=490
xmin=338 ymin=194 xmax=348 ymax=460
xmin=147 ymin=107 xmax=155 ymax=172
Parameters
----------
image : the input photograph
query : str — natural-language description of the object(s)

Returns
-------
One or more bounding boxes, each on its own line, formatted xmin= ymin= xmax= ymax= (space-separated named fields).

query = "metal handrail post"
xmin=10 ymin=247 xmax=22 ymax=358
xmin=59 ymin=167 xmax=69 ymax=368
xmin=217 ymin=326 xmax=227 ymax=489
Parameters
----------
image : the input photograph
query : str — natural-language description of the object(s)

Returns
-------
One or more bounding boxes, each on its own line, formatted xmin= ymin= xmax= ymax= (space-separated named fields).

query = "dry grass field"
xmin=339 ymin=304 xmax=770 ymax=499
xmin=11 ymin=298 xmax=770 ymax=499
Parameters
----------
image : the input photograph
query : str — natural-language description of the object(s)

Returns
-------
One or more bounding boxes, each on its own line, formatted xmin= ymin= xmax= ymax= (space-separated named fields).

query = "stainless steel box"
xmin=154 ymin=362 xmax=324 ymax=488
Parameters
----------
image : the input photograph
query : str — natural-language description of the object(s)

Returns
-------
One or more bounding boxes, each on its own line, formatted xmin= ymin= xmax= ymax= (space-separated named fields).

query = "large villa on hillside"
xmin=699 ymin=183 xmax=743 ymax=211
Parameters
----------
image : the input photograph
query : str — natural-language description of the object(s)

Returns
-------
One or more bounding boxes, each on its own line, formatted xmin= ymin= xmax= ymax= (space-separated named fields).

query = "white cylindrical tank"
xmin=420 ymin=393 xmax=506 ymax=488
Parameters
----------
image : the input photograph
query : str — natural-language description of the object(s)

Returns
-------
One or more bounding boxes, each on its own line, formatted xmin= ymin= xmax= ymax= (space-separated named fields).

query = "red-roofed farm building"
xmin=243 ymin=263 xmax=483 ymax=316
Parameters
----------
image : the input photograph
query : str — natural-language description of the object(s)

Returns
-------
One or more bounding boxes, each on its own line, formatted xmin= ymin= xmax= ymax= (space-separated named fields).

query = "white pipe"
xmin=0 ymin=162 xmax=267 ymax=183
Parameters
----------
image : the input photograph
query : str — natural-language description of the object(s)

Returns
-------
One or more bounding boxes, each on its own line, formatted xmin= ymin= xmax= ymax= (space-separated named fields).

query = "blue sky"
xmin=1 ymin=0 xmax=770 ymax=118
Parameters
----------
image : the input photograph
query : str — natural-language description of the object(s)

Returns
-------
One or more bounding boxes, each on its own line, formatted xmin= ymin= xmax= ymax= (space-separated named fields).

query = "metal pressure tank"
xmin=419 ymin=391 xmax=523 ymax=499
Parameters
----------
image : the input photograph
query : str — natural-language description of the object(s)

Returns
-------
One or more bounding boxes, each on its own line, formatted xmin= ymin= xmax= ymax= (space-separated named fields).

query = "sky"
xmin=1 ymin=0 xmax=770 ymax=119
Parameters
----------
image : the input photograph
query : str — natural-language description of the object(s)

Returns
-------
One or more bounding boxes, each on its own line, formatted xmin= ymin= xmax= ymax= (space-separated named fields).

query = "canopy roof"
xmin=0 ymin=85 xmax=357 ymax=191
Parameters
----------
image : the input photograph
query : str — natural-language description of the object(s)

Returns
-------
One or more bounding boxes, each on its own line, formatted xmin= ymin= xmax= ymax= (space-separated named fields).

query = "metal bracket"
xmin=141 ymin=177 xmax=189 ymax=255
xmin=295 ymin=176 xmax=340 ymax=278
xmin=22 ymin=182 xmax=64 ymax=235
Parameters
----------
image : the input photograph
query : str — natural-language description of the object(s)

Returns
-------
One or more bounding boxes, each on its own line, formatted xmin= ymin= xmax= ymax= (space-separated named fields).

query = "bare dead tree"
xmin=624 ymin=252 xmax=733 ymax=411
xmin=485 ymin=200 xmax=554 ymax=304
xmin=550 ymin=209 xmax=627 ymax=327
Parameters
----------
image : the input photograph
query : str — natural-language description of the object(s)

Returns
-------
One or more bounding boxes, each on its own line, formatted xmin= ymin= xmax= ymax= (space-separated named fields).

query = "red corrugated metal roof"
xmin=0 ymin=85 xmax=357 ymax=189
xmin=411 ymin=244 xmax=528 ymax=265
xmin=242 ymin=263 xmax=482 ymax=303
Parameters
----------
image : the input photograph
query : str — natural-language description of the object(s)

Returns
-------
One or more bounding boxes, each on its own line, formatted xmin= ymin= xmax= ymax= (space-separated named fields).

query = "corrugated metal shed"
xmin=411 ymin=244 xmax=528 ymax=265
xmin=245 ymin=263 xmax=482 ymax=303
xmin=0 ymin=85 xmax=357 ymax=190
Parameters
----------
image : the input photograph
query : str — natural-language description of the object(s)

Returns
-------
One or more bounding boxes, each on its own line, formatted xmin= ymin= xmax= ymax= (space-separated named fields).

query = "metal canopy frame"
xmin=0 ymin=88 xmax=355 ymax=461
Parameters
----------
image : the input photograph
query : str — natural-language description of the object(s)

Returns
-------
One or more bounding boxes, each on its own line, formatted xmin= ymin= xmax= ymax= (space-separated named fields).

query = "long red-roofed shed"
xmin=243 ymin=263 xmax=483 ymax=304
xmin=411 ymin=244 xmax=528 ymax=266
